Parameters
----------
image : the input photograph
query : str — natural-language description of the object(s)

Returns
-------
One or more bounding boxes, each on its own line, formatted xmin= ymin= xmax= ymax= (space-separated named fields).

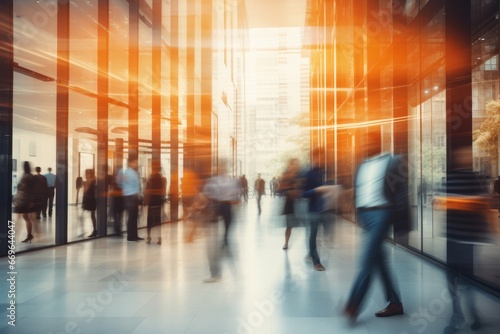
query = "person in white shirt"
xmin=343 ymin=130 xmax=407 ymax=322
xmin=117 ymin=158 xmax=143 ymax=241
xmin=202 ymin=161 xmax=240 ymax=282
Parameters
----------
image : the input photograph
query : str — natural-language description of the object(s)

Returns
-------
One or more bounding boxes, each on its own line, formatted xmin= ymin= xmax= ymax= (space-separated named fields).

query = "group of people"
xmin=13 ymin=162 xmax=56 ymax=243
xmin=274 ymin=133 xmax=489 ymax=332
xmin=265 ymin=135 xmax=409 ymax=324
xmin=106 ymin=158 xmax=166 ymax=243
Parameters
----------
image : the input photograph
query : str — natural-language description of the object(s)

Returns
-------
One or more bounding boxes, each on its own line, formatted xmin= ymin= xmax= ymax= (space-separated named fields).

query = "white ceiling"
xmin=244 ymin=0 xmax=308 ymax=29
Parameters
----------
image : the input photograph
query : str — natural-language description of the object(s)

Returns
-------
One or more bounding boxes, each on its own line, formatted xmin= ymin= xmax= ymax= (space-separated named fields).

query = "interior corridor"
xmin=2 ymin=196 xmax=500 ymax=334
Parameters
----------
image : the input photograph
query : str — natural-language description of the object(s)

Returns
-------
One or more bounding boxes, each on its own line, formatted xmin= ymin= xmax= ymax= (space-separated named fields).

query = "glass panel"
xmin=68 ymin=92 xmax=98 ymax=242
xmin=472 ymin=24 xmax=500 ymax=289
xmin=138 ymin=19 xmax=152 ymax=229
xmin=69 ymin=1 xmax=98 ymax=92
xmin=12 ymin=0 xmax=57 ymax=251
xmin=109 ymin=0 xmax=129 ymax=103
xmin=12 ymin=73 xmax=57 ymax=251
xmin=108 ymin=104 xmax=128 ymax=235
xmin=408 ymin=80 xmax=422 ymax=252
xmin=422 ymin=67 xmax=447 ymax=262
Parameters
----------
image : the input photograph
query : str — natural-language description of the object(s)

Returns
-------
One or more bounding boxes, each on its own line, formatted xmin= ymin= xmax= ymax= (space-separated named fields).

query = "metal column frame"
xmin=55 ymin=0 xmax=70 ymax=245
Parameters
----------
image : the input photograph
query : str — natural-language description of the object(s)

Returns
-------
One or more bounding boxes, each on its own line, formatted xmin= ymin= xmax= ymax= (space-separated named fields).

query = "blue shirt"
xmin=118 ymin=168 xmax=141 ymax=196
xmin=44 ymin=172 xmax=56 ymax=187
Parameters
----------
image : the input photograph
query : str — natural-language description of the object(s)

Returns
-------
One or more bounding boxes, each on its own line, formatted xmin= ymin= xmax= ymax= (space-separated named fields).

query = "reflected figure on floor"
xmin=33 ymin=166 xmax=48 ymax=220
xmin=254 ymin=173 xmax=265 ymax=214
xmin=279 ymin=158 xmax=302 ymax=250
xmin=442 ymin=146 xmax=490 ymax=334
xmin=117 ymin=157 xmax=143 ymax=241
xmin=13 ymin=161 xmax=36 ymax=243
xmin=82 ymin=169 xmax=97 ymax=238
xmin=43 ymin=167 xmax=56 ymax=218
xmin=343 ymin=130 xmax=407 ymax=322
xmin=144 ymin=164 xmax=166 ymax=245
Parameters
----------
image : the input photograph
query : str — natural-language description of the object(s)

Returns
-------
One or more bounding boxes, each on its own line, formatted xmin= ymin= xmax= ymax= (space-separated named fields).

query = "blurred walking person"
xmin=13 ymin=161 xmax=36 ymax=243
xmin=302 ymin=148 xmax=328 ymax=271
xmin=182 ymin=167 xmax=202 ymax=243
xmin=240 ymin=174 xmax=248 ymax=202
xmin=82 ymin=169 xmax=97 ymax=238
xmin=202 ymin=161 xmax=240 ymax=282
xmin=441 ymin=146 xmax=491 ymax=333
xmin=254 ymin=173 xmax=265 ymax=214
xmin=279 ymin=158 xmax=302 ymax=250
xmin=144 ymin=164 xmax=166 ymax=245
xmin=343 ymin=131 xmax=407 ymax=322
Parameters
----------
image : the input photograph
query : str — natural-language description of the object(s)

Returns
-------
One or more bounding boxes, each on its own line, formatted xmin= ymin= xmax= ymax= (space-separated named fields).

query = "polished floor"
xmin=2 ymin=196 xmax=500 ymax=334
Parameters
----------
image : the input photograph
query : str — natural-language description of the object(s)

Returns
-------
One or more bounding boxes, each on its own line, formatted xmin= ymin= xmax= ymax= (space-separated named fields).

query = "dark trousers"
xmin=124 ymin=194 xmax=139 ymax=240
xmin=113 ymin=196 xmax=124 ymax=236
xmin=256 ymin=193 xmax=263 ymax=213
xmin=43 ymin=187 xmax=55 ymax=217
xmin=217 ymin=201 xmax=232 ymax=245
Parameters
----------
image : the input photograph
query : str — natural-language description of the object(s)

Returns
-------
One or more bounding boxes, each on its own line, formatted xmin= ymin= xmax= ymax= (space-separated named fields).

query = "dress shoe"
xmin=314 ymin=263 xmax=326 ymax=271
xmin=375 ymin=302 xmax=403 ymax=317
xmin=137 ymin=237 xmax=144 ymax=241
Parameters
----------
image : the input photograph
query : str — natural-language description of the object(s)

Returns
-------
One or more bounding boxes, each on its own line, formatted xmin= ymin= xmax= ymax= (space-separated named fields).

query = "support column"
xmin=445 ymin=0 xmax=473 ymax=273
xmin=170 ymin=0 xmax=180 ymax=221
xmin=55 ymin=0 xmax=70 ymax=244
xmin=129 ymin=0 xmax=139 ymax=162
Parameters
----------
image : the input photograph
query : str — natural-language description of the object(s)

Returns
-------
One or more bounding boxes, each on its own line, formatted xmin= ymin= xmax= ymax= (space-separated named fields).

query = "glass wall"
xmin=3 ymin=0 xmax=248 ymax=255
xmin=309 ymin=0 xmax=500 ymax=293
xmin=12 ymin=0 xmax=57 ymax=250
xmin=68 ymin=0 xmax=99 ymax=241
xmin=471 ymin=11 xmax=500 ymax=288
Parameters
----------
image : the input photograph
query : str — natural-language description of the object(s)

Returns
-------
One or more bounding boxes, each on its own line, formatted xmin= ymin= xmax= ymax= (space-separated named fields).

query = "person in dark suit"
xmin=33 ymin=166 xmax=48 ymax=220
xmin=144 ymin=164 xmax=166 ymax=245
xmin=82 ymin=169 xmax=97 ymax=238
xmin=343 ymin=130 xmax=407 ymax=322
xmin=239 ymin=175 xmax=248 ymax=202
xmin=302 ymin=148 xmax=328 ymax=271
xmin=442 ymin=146 xmax=489 ymax=333
xmin=254 ymin=173 xmax=265 ymax=214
